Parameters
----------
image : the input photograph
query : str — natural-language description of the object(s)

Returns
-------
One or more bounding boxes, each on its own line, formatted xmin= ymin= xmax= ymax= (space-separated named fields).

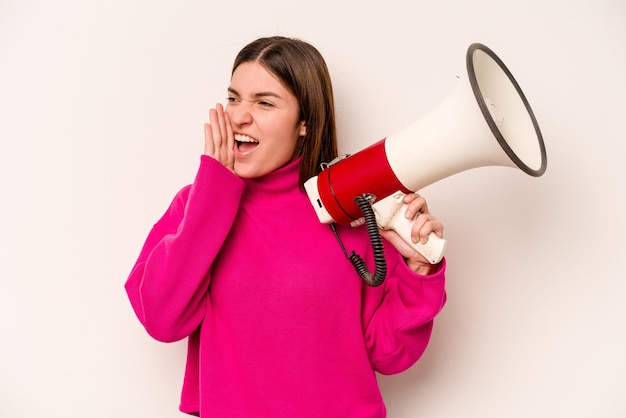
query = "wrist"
xmin=405 ymin=258 xmax=438 ymax=275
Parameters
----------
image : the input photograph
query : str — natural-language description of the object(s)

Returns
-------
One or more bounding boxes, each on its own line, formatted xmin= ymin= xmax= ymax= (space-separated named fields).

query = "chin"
xmin=234 ymin=157 xmax=289 ymax=179
xmin=233 ymin=163 xmax=261 ymax=179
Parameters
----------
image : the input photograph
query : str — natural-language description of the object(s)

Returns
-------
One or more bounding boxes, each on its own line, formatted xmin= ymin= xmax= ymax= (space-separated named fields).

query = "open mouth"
xmin=235 ymin=134 xmax=259 ymax=154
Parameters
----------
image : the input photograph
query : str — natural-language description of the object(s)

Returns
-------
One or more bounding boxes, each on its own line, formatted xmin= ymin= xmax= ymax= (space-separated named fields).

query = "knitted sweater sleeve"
xmin=362 ymin=240 xmax=447 ymax=375
xmin=125 ymin=156 xmax=245 ymax=343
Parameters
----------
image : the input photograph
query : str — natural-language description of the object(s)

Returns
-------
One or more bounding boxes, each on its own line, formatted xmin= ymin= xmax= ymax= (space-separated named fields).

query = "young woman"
xmin=125 ymin=36 xmax=446 ymax=417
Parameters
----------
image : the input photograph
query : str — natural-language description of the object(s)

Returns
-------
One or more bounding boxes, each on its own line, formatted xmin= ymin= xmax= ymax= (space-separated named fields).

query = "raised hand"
xmin=204 ymin=103 xmax=235 ymax=173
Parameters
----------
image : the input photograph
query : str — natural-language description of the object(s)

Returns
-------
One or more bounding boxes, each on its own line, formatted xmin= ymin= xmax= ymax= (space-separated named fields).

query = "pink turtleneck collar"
xmin=240 ymin=157 xmax=303 ymax=202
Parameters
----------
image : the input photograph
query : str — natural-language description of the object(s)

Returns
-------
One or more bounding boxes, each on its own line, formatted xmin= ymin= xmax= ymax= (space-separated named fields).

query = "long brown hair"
xmin=232 ymin=36 xmax=338 ymax=189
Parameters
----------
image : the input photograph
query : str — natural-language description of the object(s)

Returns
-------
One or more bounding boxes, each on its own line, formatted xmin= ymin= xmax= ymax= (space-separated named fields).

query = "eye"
xmin=226 ymin=96 xmax=239 ymax=104
xmin=258 ymin=100 xmax=274 ymax=108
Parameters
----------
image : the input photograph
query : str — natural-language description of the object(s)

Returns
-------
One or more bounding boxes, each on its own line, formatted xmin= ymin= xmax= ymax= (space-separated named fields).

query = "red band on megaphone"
xmin=317 ymin=138 xmax=410 ymax=225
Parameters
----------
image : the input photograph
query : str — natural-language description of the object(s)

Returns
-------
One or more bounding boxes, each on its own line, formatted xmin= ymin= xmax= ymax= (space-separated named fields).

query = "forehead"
xmin=229 ymin=61 xmax=293 ymax=97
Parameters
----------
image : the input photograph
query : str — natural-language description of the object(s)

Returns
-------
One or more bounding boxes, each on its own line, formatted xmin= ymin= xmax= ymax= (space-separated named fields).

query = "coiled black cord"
xmin=330 ymin=194 xmax=387 ymax=287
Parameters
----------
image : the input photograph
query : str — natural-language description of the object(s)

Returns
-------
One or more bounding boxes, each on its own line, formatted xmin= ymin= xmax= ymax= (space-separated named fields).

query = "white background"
xmin=1 ymin=0 xmax=625 ymax=417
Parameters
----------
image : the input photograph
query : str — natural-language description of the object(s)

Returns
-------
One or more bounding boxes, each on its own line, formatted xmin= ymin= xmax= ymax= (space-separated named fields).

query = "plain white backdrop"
xmin=1 ymin=0 xmax=624 ymax=416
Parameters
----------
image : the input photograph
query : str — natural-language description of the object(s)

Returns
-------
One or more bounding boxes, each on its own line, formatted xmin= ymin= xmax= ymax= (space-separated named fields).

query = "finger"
xmin=430 ymin=218 xmax=444 ymax=239
xmin=410 ymin=212 xmax=428 ymax=244
xmin=404 ymin=194 xmax=429 ymax=219
xmin=412 ymin=214 xmax=444 ymax=244
xmin=215 ymin=103 xmax=228 ymax=142
xmin=224 ymin=111 xmax=235 ymax=154
xmin=209 ymin=108 xmax=223 ymax=149
xmin=204 ymin=123 xmax=215 ymax=156
xmin=403 ymin=193 xmax=420 ymax=204
xmin=350 ymin=217 xmax=365 ymax=227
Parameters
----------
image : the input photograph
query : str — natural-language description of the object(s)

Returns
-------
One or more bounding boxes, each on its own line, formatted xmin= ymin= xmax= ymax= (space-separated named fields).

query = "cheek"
xmin=270 ymin=138 xmax=298 ymax=163
xmin=269 ymin=117 xmax=301 ymax=148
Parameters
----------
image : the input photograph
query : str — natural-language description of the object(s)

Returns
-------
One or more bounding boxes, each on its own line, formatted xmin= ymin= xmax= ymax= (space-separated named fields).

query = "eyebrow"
xmin=227 ymin=87 xmax=283 ymax=100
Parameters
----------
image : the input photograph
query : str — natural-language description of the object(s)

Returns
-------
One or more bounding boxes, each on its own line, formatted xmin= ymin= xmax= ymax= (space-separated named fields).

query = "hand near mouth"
xmin=204 ymin=103 xmax=235 ymax=173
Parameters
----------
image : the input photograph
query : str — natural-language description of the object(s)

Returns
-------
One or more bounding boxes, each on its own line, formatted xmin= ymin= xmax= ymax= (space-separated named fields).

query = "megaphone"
xmin=304 ymin=43 xmax=547 ymax=272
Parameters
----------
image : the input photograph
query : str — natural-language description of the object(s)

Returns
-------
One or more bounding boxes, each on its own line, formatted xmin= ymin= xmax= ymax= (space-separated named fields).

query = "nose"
xmin=226 ymin=102 xmax=252 ymax=127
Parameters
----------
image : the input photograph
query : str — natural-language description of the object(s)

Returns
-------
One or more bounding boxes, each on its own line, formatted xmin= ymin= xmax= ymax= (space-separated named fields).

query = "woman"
xmin=125 ymin=36 xmax=446 ymax=417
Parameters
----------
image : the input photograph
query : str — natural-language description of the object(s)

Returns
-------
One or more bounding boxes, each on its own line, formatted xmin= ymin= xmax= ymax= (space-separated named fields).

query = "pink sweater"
xmin=125 ymin=156 xmax=446 ymax=417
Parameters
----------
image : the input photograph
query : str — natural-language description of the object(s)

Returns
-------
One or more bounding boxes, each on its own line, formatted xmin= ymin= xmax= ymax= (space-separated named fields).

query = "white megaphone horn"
xmin=304 ymin=43 xmax=547 ymax=269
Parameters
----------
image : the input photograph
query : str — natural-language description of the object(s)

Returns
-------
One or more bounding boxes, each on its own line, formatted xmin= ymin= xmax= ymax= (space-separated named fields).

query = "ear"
xmin=299 ymin=120 xmax=306 ymax=137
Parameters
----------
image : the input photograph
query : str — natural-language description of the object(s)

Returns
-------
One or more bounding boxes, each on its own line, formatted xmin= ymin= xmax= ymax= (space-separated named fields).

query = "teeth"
xmin=234 ymin=134 xmax=258 ymax=143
